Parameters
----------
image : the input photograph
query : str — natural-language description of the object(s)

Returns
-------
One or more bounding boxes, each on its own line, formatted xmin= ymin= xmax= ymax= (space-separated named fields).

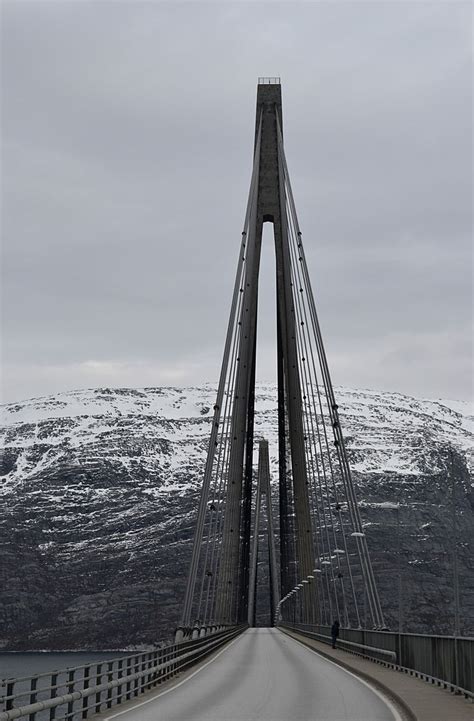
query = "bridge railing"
xmin=0 ymin=625 xmax=246 ymax=721
xmin=280 ymin=622 xmax=474 ymax=699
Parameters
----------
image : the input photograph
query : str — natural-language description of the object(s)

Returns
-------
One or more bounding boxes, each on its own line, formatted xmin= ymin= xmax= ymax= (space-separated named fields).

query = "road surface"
xmin=104 ymin=628 xmax=401 ymax=721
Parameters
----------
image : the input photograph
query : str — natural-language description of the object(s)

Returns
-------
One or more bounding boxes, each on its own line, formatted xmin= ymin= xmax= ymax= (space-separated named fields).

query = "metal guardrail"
xmin=258 ymin=77 xmax=280 ymax=85
xmin=280 ymin=623 xmax=474 ymax=700
xmin=280 ymin=624 xmax=396 ymax=663
xmin=0 ymin=625 xmax=246 ymax=721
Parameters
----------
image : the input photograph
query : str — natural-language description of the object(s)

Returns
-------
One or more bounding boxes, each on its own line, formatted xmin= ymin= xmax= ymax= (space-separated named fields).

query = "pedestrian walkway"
xmin=282 ymin=628 xmax=474 ymax=721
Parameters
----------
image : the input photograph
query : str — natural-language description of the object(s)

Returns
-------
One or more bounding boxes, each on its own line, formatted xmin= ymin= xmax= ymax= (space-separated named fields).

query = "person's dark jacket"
xmin=331 ymin=621 xmax=340 ymax=638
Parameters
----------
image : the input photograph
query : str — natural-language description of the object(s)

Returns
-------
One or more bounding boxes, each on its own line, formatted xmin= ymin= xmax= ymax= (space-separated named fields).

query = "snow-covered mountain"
xmin=1 ymin=385 xmax=473 ymax=649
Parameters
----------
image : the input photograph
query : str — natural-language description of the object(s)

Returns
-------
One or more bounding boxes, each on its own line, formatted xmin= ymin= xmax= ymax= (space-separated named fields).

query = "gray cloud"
xmin=1 ymin=1 xmax=472 ymax=403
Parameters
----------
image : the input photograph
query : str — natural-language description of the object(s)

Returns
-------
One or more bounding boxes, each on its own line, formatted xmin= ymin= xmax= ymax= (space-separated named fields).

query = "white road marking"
xmin=102 ymin=632 xmax=245 ymax=720
xmin=279 ymin=630 xmax=405 ymax=721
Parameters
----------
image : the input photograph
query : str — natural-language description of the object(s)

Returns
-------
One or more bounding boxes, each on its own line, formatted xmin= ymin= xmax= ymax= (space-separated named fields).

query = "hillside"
xmin=1 ymin=385 xmax=472 ymax=649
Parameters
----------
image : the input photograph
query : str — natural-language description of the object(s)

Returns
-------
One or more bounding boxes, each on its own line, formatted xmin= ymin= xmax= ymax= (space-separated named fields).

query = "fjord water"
xmin=0 ymin=652 xmax=124 ymax=680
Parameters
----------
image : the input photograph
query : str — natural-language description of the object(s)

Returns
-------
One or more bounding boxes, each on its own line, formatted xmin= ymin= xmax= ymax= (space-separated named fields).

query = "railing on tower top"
xmin=257 ymin=76 xmax=281 ymax=84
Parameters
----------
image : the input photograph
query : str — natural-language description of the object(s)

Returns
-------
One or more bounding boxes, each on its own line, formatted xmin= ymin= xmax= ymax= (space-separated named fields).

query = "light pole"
xmin=313 ymin=569 xmax=325 ymax=626
xmin=374 ymin=502 xmax=401 ymax=633
xmin=451 ymin=451 xmax=460 ymax=637
xmin=450 ymin=450 xmax=460 ymax=687
xmin=349 ymin=532 xmax=366 ymax=629
xmin=396 ymin=505 xmax=402 ymax=634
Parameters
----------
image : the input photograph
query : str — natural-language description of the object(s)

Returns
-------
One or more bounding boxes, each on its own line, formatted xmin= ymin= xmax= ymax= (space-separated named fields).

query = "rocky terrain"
xmin=0 ymin=385 xmax=472 ymax=649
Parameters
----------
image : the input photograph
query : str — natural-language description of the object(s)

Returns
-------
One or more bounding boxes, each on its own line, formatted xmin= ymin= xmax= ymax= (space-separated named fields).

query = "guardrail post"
xmin=95 ymin=663 xmax=103 ymax=714
xmin=106 ymin=661 xmax=114 ymax=708
xmin=145 ymin=653 xmax=151 ymax=690
xmin=151 ymin=650 xmax=158 ymax=686
xmin=150 ymin=652 xmax=155 ymax=687
xmin=161 ymin=648 xmax=167 ymax=682
xmin=82 ymin=665 xmax=90 ymax=719
xmin=125 ymin=657 xmax=132 ymax=701
xmin=66 ymin=669 xmax=75 ymax=720
xmin=28 ymin=677 xmax=38 ymax=721
xmin=116 ymin=659 xmax=123 ymax=705
xmin=6 ymin=680 xmax=15 ymax=712
xmin=140 ymin=654 xmax=146 ymax=694
xmin=156 ymin=649 xmax=162 ymax=683
xmin=454 ymin=636 xmax=459 ymax=692
xmin=150 ymin=651 xmax=154 ymax=685
xmin=172 ymin=645 xmax=177 ymax=677
xmin=49 ymin=672 xmax=58 ymax=721
xmin=133 ymin=656 xmax=140 ymax=697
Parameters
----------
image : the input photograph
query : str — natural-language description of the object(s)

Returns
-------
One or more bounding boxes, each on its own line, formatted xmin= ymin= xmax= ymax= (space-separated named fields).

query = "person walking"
xmin=331 ymin=620 xmax=340 ymax=649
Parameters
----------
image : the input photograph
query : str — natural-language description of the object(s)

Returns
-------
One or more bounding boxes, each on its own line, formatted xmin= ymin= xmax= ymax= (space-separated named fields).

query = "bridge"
xmin=1 ymin=79 xmax=472 ymax=721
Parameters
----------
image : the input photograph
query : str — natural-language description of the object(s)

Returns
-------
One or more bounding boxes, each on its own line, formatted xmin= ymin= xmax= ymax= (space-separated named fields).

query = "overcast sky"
xmin=1 ymin=1 xmax=472 ymax=404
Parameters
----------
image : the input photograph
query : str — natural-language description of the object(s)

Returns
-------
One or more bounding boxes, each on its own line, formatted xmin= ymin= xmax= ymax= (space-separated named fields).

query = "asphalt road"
xmin=103 ymin=628 xmax=401 ymax=721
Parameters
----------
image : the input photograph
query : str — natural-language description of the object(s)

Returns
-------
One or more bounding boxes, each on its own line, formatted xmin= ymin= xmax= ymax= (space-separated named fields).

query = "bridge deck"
xmin=100 ymin=629 xmax=401 ymax=721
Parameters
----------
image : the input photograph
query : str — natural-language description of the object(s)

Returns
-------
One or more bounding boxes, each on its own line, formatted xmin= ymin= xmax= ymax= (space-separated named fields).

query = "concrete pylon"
xmin=248 ymin=439 xmax=280 ymax=626
xmin=215 ymin=80 xmax=316 ymax=624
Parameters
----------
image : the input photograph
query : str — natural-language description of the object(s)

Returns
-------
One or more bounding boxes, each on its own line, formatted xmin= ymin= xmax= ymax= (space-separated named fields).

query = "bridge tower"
xmin=181 ymin=79 xmax=385 ymax=632
xmin=214 ymin=80 xmax=315 ymax=624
